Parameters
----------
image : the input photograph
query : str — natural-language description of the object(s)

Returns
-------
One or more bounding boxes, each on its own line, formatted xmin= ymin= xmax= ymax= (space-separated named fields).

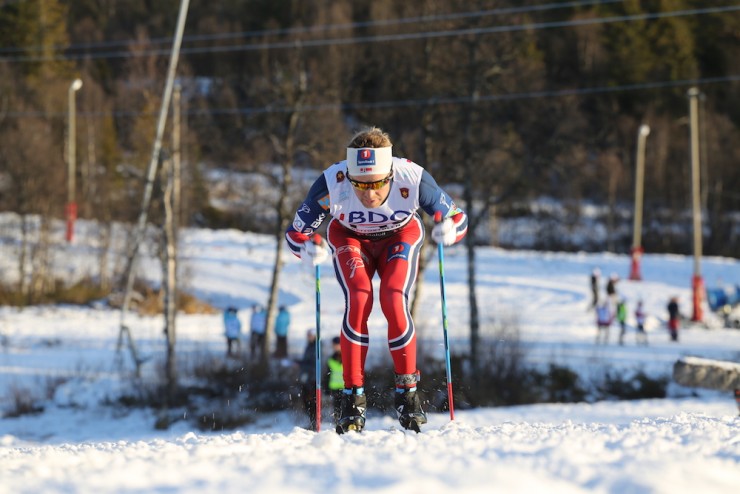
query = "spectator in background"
xmin=249 ymin=304 xmax=267 ymax=359
xmin=274 ymin=305 xmax=291 ymax=359
xmin=590 ymin=268 xmax=601 ymax=309
xmin=667 ymin=297 xmax=680 ymax=342
xmin=223 ymin=306 xmax=242 ymax=358
xmin=606 ymin=273 xmax=619 ymax=307
xmin=595 ymin=302 xmax=613 ymax=345
xmin=616 ymin=299 xmax=628 ymax=346
xmin=634 ymin=300 xmax=648 ymax=346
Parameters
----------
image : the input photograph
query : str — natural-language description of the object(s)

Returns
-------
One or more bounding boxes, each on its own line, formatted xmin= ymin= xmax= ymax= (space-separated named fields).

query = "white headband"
xmin=346 ymin=146 xmax=393 ymax=177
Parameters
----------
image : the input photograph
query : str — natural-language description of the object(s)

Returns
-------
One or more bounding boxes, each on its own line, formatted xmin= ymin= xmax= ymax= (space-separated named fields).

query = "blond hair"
xmin=347 ymin=126 xmax=392 ymax=148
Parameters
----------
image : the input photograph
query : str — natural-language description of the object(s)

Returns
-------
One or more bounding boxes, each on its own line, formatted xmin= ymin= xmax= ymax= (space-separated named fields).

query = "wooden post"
xmin=630 ymin=124 xmax=650 ymax=281
xmin=687 ymin=87 xmax=704 ymax=322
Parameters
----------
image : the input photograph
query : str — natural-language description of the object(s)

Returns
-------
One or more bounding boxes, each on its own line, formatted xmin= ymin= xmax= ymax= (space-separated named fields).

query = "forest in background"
xmin=1 ymin=0 xmax=739 ymax=259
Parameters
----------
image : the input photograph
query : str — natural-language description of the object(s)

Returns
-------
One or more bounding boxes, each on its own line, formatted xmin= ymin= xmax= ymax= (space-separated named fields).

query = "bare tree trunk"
xmin=462 ymin=39 xmax=481 ymax=380
xmin=463 ymin=175 xmax=481 ymax=380
xmin=261 ymin=54 xmax=308 ymax=366
xmin=98 ymin=223 xmax=112 ymax=292
xmin=411 ymin=12 xmax=440 ymax=327
xmin=29 ymin=216 xmax=52 ymax=304
xmin=161 ymin=89 xmax=182 ymax=402
xmin=83 ymin=117 xmax=96 ymax=219
xmin=18 ymin=215 xmax=30 ymax=298
xmin=264 ymin=111 xmax=300 ymax=365
xmin=117 ymin=0 xmax=190 ymax=377
xmin=162 ymin=156 xmax=178 ymax=398
xmin=607 ymin=156 xmax=619 ymax=252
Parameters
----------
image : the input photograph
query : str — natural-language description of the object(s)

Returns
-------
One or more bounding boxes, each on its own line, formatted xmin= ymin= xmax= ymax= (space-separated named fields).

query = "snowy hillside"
xmin=1 ymin=221 xmax=739 ymax=493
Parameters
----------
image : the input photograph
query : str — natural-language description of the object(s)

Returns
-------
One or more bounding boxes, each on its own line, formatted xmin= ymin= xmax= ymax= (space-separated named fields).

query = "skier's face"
xmin=349 ymin=171 xmax=392 ymax=208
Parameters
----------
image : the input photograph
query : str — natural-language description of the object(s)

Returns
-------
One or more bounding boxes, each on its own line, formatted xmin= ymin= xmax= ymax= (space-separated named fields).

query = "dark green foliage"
xmin=535 ymin=364 xmax=589 ymax=404
xmin=0 ymin=1 xmax=737 ymax=254
xmin=596 ymin=369 xmax=669 ymax=401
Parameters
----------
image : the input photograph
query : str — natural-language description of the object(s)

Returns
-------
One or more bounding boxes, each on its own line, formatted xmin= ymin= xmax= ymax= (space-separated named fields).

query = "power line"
xmin=6 ymin=73 xmax=739 ymax=119
xmin=0 ymin=0 xmax=626 ymax=55
xmin=3 ymin=4 xmax=740 ymax=63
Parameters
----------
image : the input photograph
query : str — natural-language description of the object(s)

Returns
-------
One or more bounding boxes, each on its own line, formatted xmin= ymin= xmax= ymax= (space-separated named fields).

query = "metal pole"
xmin=687 ymin=87 xmax=704 ymax=322
xmin=66 ymin=78 xmax=83 ymax=243
xmin=629 ymin=124 xmax=649 ymax=280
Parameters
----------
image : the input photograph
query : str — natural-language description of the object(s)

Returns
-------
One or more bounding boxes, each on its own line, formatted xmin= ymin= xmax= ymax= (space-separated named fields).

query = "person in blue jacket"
xmin=274 ymin=305 xmax=291 ymax=358
xmin=223 ymin=307 xmax=242 ymax=357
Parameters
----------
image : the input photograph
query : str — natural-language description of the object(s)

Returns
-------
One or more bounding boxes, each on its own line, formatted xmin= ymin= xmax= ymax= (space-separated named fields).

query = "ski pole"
xmin=313 ymin=234 xmax=323 ymax=432
xmin=434 ymin=212 xmax=455 ymax=421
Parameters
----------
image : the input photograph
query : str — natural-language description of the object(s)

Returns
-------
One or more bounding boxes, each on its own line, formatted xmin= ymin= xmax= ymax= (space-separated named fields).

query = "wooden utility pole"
xmin=117 ymin=0 xmax=191 ymax=374
xmin=687 ymin=87 xmax=704 ymax=322
xmin=629 ymin=124 xmax=650 ymax=281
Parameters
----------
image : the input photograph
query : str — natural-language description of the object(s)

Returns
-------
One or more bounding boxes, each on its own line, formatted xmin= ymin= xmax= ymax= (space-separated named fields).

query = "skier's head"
xmin=346 ymin=127 xmax=393 ymax=178
xmin=332 ymin=336 xmax=341 ymax=346
xmin=306 ymin=328 xmax=316 ymax=341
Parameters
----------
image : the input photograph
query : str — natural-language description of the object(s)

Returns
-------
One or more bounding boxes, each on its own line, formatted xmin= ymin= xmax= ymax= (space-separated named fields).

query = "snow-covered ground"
xmin=1 ymin=220 xmax=739 ymax=493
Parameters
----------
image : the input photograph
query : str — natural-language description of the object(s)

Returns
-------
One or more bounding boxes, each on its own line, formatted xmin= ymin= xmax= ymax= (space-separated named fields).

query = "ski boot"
xmin=395 ymin=372 xmax=427 ymax=433
xmin=336 ymin=387 xmax=367 ymax=434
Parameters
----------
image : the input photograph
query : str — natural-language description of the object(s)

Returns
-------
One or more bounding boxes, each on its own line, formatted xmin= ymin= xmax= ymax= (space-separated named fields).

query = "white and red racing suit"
xmin=286 ymin=157 xmax=467 ymax=388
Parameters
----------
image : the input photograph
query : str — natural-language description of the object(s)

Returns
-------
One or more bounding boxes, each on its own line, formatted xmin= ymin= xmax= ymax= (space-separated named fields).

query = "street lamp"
xmin=629 ymin=123 xmax=650 ymax=281
xmin=66 ymin=78 xmax=83 ymax=243
xmin=687 ymin=87 xmax=704 ymax=322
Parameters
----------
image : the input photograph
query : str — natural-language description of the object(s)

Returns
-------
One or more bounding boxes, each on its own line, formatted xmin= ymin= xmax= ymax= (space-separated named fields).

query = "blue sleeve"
xmin=290 ymin=173 xmax=330 ymax=234
xmin=285 ymin=174 xmax=331 ymax=255
xmin=418 ymin=170 xmax=464 ymax=219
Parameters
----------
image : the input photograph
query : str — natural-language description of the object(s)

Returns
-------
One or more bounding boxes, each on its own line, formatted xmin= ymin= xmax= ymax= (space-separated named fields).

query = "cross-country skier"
xmin=285 ymin=126 xmax=468 ymax=433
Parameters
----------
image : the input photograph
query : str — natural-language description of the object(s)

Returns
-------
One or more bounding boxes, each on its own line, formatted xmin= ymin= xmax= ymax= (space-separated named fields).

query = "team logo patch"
xmin=318 ymin=194 xmax=330 ymax=210
xmin=356 ymin=149 xmax=375 ymax=168
xmin=387 ymin=242 xmax=410 ymax=262
xmin=336 ymin=171 xmax=345 ymax=182
xmin=400 ymin=187 xmax=409 ymax=199
xmin=310 ymin=213 xmax=326 ymax=229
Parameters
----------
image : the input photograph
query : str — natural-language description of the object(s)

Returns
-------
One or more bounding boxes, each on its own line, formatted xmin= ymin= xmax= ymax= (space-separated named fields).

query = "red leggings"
xmin=326 ymin=216 xmax=424 ymax=388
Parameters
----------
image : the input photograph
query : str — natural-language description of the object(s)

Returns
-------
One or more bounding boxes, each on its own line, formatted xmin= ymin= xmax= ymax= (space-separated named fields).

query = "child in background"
xmin=595 ymin=302 xmax=612 ymax=345
xmin=635 ymin=300 xmax=648 ymax=346
xmin=617 ymin=299 xmax=628 ymax=346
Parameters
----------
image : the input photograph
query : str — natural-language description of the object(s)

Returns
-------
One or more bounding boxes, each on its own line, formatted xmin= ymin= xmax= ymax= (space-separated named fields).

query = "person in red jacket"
xmin=285 ymin=126 xmax=467 ymax=433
